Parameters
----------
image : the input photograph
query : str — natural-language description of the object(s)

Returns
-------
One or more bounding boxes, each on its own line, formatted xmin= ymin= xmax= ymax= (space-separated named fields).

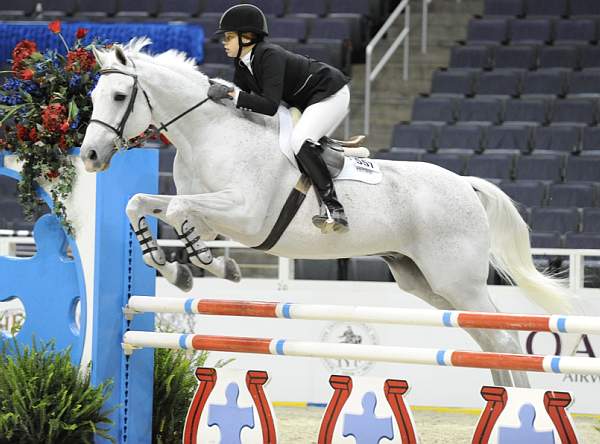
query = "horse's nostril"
xmin=88 ymin=150 xmax=98 ymax=161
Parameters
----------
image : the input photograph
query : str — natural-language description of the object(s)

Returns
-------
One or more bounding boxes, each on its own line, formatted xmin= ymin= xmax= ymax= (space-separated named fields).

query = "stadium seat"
xmin=159 ymin=147 xmax=176 ymax=173
xmin=565 ymin=157 xmax=600 ymax=182
xmin=582 ymin=208 xmax=600 ymax=232
xmin=530 ymin=207 xmax=580 ymax=233
xmin=40 ymin=0 xmax=77 ymax=17
xmin=509 ymin=18 xmax=553 ymax=45
xmin=374 ymin=150 xmax=423 ymax=161
xmin=532 ymin=126 xmax=581 ymax=154
xmin=295 ymin=259 xmax=339 ymax=280
xmin=504 ymin=98 xmax=548 ymax=125
xmin=159 ymin=172 xmax=177 ymax=195
xmin=580 ymin=126 xmax=600 ymax=155
xmin=430 ymin=70 xmax=476 ymax=97
xmin=548 ymin=183 xmax=595 ymax=208
xmin=157 ymin=0 xmax=201 ymax=19
xmin=74 ymin=0 xmax=117 ymax=18
xmin=521 ymin=70 xmax=567 ymax=98
xmin=411 ymin=97 xmax=456 ymax=124
xmin=493 ymin=45 xmax=537 ymax=71
xmin=437 ymin=125 xmax=484 ymax=154
xmin=466 ymin=18 xmax=509 ymax=45
xmin=287 ymin=0 xmax=327 ymax=17
xmin=525 ymin=0 xmax=568 ymax=17
xmin=483 ymin=0 xmax=524 ymax=17
xmin=554 ymin=19 xmax=597 ymax=45
xmin=114 ymin=0 xmax=159 ymax=18
xmin=500 ymin=180 xmax=546 ymax=207
xmin=550 ymin=99 xmax=597 ymax=126
xmin=0 ymin=0 xmax=36 ymax=17
xmin=530 ymin=231 xmax=562 ymax=248
xmin=564 ymin=232 xmax=600 ymax=248
xmin=200 ymin=0 xmax=239 ymax=19
xmin=203 ymin=41 xmax=230 ymax=64
xmin=570 ymin=0 xmax=600 ymax=17
xmin=246 ymin=0 xmax=286 ymax=17
xmin=538 ymin=46 xmax=580 ymax=71
xmin=0 ymin=175 xmax=17 ymax=199
xmin=476 ymin=71 xmax=521 ymax=97
xmin=465 ymin=153 xmax=515 ymax=180
xmin=199 ymin=63 xmax=235 ymax=81
xmin=347 ymin=256 xmax=393 ymax=281
xmin=567 ymin=72 xmax=600 ymax=98
xmin=449 ymin=46 xmax=492 ymax=70
xmin=457 ymin=97 xmax=503 ymax=125
xmin=580 ymin=47 xmax=600 ymax=71
xmin=514 ymin=153 xmax=564 ymax=181
xmin=269 ymin=17 xmax=308 ymax=43
xmin=390 ymin=123 xmax=437 ymax=151
xmin=486 ymin=125 xmax=532 ymax=153
xmin=421 ymin=153 xmax=467 ymax=175
xmin=197 ymin=16 xmax=219 ymax=41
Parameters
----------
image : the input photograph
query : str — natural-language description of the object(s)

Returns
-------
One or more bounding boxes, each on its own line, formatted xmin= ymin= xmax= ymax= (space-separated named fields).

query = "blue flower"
xmin=69 ymin=74 xmax=81 ymax=88
xmin=22 ymin=81 xmax=39 ymax=94
xmin=35 ymin=62 xmax=47 ymax=72
xmin=2 ymin=78 xmax=23 ymax=91
xmin=70 ymin=115 xmax=80 ymax=129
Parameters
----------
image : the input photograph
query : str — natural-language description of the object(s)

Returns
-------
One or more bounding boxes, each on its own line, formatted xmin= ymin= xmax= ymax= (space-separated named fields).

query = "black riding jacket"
xmin=233 ymin=41 xmax=349 ymax=116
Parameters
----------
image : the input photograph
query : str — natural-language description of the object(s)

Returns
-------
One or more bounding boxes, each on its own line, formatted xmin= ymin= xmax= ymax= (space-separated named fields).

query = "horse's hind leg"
xmin=384 ymin=254 xmax=530 ymax=388
xmin=126 ymin=193 xmax=193 ymax=292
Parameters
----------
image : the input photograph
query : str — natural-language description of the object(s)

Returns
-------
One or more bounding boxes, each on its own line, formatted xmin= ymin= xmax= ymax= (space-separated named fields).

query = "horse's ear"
xmin=92 ymin=46 xmax=106 ymax=68
xmin=115 ymin=46 xmax=128 ymax=66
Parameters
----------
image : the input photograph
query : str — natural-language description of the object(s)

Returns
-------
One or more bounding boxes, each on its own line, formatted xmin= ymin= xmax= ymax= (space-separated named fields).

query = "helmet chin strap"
xmin=235 ymin=33 xmax=258 ymax=59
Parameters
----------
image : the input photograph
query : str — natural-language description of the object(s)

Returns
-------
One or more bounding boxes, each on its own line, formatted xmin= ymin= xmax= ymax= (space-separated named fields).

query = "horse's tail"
xmin=465 ymin=176 xmax=581 ymax=315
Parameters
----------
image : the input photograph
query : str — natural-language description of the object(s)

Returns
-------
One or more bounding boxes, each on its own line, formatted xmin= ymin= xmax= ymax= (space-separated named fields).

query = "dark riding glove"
xmin=207 ymin=79 xmax=234 ymax=101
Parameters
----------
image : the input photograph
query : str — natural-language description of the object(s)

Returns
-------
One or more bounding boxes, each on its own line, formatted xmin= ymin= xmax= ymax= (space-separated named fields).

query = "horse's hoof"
xmin=224 ymin=257 xmax=242 ymax=283
xmin=174 ymin=263 xmax=193 ymax=292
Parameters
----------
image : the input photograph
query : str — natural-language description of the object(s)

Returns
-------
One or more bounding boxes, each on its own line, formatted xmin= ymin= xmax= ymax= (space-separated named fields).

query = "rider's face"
xmin=222 ymin=32 xmax=240 ymax=58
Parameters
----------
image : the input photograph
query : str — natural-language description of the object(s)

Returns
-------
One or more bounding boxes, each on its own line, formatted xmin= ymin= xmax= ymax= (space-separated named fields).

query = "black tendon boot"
xmin=295 ymin=140 xmax=349 ymax=233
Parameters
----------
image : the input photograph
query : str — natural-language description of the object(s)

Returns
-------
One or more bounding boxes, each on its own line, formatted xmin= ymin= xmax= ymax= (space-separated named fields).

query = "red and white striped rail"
xmin=125 ymin=296 xmax=600 ymax=335
xmin=122 ymin=331 xmax=600 ymax=375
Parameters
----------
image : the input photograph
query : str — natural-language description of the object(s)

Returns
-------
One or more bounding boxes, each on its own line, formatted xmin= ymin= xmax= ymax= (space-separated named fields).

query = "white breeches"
xmin=290 ymin=85 xmax=350 ymax=154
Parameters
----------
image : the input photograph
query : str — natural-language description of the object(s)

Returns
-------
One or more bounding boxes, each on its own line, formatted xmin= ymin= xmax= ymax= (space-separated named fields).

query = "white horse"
xmin=81 ymin=39 xmax=580 ymax=388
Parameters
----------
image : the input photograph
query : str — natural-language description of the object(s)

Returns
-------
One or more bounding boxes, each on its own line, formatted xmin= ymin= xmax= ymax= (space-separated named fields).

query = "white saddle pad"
xmin=277 ymin=106 xmax=382 ymax=185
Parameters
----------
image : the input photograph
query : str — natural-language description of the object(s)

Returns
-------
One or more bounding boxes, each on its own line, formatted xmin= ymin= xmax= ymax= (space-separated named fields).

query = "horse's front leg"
xmin=126 ymin=193 xmax=194 ymax=292
xmin=165 ymin=191 xmax=250 ymax=282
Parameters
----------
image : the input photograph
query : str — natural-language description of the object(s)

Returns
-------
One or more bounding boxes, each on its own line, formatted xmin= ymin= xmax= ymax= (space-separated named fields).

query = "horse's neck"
xmin=140 ymin=61 xmax=288 ymax=192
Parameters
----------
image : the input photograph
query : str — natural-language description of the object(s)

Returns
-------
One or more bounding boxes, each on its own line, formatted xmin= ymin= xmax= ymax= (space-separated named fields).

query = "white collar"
xmin=241 ymin=50 xmax=252 ymax=68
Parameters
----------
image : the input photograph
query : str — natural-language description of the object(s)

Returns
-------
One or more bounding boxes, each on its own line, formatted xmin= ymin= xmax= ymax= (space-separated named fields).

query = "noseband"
xmin=89 ymin=65 xmax=212 ymax=151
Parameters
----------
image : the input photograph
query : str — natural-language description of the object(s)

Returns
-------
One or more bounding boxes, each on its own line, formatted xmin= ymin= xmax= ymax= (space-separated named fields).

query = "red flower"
xmin=76 ymin=28 xmax=88 ymax=39
xmin=48 ymin=20 xmax=61 ymax=34
xmin=29 ymin=128 xmax=38 ymax=142
xmin=66 ymin=48 xmax=96 ymax=73
xmin=16 ymin=124 xmax=29 ymax=141
xmin=159 ymin=133 xmax=171 ymax=145
xmin=19 ymin=69 xmax=34 ymax=80
xmin=42 ymin=103 xmax=67 ymax=133
xmin=12 ymin=40 xmax=37 ymax=64
xmin=46 ymin=170 xmax=60 ymax=179
xmin=58 ymin=135 xmax=68 ymax=151
xmin=59 ymin=121 xmax=70 ymax=133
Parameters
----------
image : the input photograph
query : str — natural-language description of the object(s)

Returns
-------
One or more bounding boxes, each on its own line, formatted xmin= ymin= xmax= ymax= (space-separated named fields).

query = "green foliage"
xmin=152 ymin=347 xmax=209 ymax=444
xmin=0 ymin=339 xmax=114 ymax=444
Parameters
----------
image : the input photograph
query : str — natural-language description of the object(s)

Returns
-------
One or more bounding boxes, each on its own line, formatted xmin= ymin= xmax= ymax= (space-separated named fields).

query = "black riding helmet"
xmin=215 ymin=4 xmax=268 ymax=58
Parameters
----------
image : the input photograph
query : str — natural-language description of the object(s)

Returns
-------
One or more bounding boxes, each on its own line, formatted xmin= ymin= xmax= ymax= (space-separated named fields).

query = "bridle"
xmin=89 ymin=65 xmax=211 ymax=150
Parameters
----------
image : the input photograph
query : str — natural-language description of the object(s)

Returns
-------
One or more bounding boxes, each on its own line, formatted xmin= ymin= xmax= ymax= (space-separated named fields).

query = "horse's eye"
xmin=114 ymin=93 xmax=126 ymax=101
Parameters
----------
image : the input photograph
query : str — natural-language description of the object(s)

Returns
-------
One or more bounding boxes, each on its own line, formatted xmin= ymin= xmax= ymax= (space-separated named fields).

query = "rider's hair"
xmin=241 ymin=32 xmax=259 ymax=42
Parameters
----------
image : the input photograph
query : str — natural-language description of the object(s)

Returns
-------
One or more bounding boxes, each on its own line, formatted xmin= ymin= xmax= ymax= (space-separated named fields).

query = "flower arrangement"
xmin=0 ymin=21 xmax=108 ymax=234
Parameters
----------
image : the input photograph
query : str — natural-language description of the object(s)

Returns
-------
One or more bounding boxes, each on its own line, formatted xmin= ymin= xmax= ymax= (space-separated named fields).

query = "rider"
xmin=209 ymin=3 xmax=351 ymax=233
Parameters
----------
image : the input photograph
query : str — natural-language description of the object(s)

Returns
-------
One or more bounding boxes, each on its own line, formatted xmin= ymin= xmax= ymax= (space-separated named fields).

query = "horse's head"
xmin=81 ymin=43 xmax=153 ymax=172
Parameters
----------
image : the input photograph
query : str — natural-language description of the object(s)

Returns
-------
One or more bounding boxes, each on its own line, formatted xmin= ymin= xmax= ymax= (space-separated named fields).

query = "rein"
xmin=89 ymin=66 xmax=210 ymax=150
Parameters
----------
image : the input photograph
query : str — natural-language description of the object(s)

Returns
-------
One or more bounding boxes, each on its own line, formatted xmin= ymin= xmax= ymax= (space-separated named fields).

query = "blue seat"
xmin=538 ymin=46 xmax=580 ymax=71
xmin=554 ymin=19 xmax=597 ymax=45
xmin=570 ymin=0 xmax=600 ymax=17
xmin=41 ymin=0 xmax=77 ymax=17
xmin=567 ymin=71 xmax=600 ymax=98
xmin=457 ymin=97 xmax=503 ymax=125
xmin=514 ymin=153 xmax=564 ymax=181
xmin=582 ymin=208 xmax=600 ymax=232
xmin=449 ymin=46 xmax=492 ymax=70
xmin=581 ymin=47 xmax=600 ymax=71
xmin=530 ymin=231 xmax=562 ymax=248
xmin=0 ymin=0 xmax=36 ymax=17
xmin=500 ymin=180 xmax=546 ymax=207
xmin=486 ymin=125 xmax=532 ymax=153
xmin=493 ymin=45 xmax=537 ymax=71
xmin=347 ymin=256 xmax=393 ymax=282
xmin=412 ymin=97 xmax=456 ymax=124
xmin=287 ymin=0 xmax=327 ymax=17
xmin=430 ymin=70 xmax=476 ymax=96
xmin=157 ymin=0 xmax=201 ymax=19
xmin=521 ymin=70 xmax=567 ymax=98
xmin=295 ymin=259 xmax=339 ymax=280
xmin=466 ymin=18 xmax=509 ymax=45
xmin=484 ymin=0 xmax=524 ymax=17
xmin=421 ymin=153 xmax=467 ymax=174
xmin=374 ymin=150 xmax=423 ymax=161
xmin=246 ymin=0 xmax=286 ymax=17
xmin=581 ymin=126 xmax=600 ymax=155
xmin=159 ymin=172 xmax=177 ymax=195
xmin=530 ymin=207 xmax=580 ymax=233
xmin=203 ymin=41 xmax=230 ymax=64
xmin=269 ymin=17 xmax=308 ymax=42
xmin=504 ymin=98 xmax=548 ymax=125
xmin=114 ymin=0 xmax=159 ymax=17
xmin=532 ymin=126 xmax=581 ymax=154
xmin=525 ymin=0 xmax=568 ymax=17
xmin=197 ymin=16 xmax=219 ymax=41
xmin=390 ymin=123 xmax=437 ymax=151
xmin=0 ymin=175 xmax=17 ymax=199
xmin=200 ymin=0 xmax=238 ymax=19
xmin=200 ymin=63 xmax=235 ymax=81
xmin=74 ymin=0 xmax=117 ymax=17
xmin=509 ymin=18 xmax=552 ymax=45
xmin=476 ymin=71 xmax=521 ymax=97
xmin=309 ymin=17 xmax=352 ymax=41
xmin=564 ymin=232 xmax=600 ymax=248
xmin=159 ymin=147 xmax=176 ymax=173
xmin=437 ymin=125 xmax=484 ymax=153
xmin=565 ymin=157 xmax=600 ymax=182
xmin=550 ymin=99 xmax=597 ymax=126
xmin=548 ymin=183 xmax=595 ymax=208
xmin=466 ymin=153 xmax=515 ymax=180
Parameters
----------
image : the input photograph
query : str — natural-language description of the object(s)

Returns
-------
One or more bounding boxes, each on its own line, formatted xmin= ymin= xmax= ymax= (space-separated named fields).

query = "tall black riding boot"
xmin=295 ymin=140 xmax=349 ymax=233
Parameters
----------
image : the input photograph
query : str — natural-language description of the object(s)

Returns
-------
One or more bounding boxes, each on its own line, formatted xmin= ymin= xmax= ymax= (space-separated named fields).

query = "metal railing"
xmin=421 ymin=0 xmax=433 ymax=54
xmin=364 ymin=0 xmax=410 ymax=135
